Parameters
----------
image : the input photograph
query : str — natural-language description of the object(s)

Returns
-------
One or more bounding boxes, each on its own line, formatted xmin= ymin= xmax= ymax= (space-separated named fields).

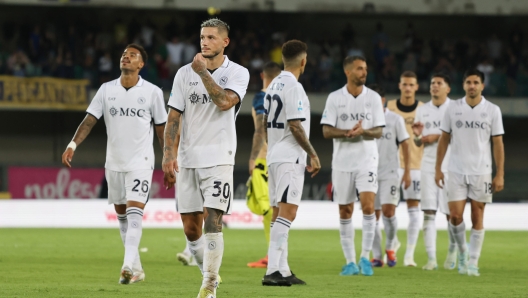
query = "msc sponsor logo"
xmin=456 ymin=121 xmax=489 ymax=129
xmin=425 ymin=121 xmax=440 ymax=129
xmin=381 ymin=132 xmax=392 ymax=140
xmin=340 ymin=113 xmax=349 ymax=121
xmin=109 ymin=106 xmax=146 ymax=117
xmin=189 ymin=92 xmax=212 ymax=105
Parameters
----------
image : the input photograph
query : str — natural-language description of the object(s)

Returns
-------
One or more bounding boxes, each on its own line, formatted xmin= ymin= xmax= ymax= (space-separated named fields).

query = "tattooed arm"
xmin=204 ymin=207 xmax=224 ymax=233
xmin=289 ymin=119 xmax=321 ymax=177
xmin=62 ymin=114 xmax=98 ymax=167
xmin=162 ymin=109 xmax=181 ymax=185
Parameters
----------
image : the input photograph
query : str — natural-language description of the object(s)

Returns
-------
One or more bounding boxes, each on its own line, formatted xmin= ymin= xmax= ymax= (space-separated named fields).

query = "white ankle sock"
xmin=202 ymin=233 xmax=224 ymax=291
xmin=449 ymin=221 xmax=467 ymax=253
xmin=339 ymin=218 xmax=356 ymax=264
xmin=279 ymin=239 xmax=291 ymax=277
xmin=423 ymin=214 xmax=437 ymax=261
xmin=382 ymin=215 xmax=398 ymax=250
xmin=405 ymin=207 xmax=420 ymax=259
xmin=447 ymin=222 xmax=457 ymax=253
xmin=360 ymin=213 xmax=376 ymax=259
xmin=266 ymin=217 xmax=290 ymax=275
xmin=188 ymin=236 xmax=205 ymax=274
xmin=469 ymin=229 xmax=485 ymax=267
xmin=372 ymin=220 xmax=382 ymax=260
xmin=123 ymin=207 xmax=143 ymax=269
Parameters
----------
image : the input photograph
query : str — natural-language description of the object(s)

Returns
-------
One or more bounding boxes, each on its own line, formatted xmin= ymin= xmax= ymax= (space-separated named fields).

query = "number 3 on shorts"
xmin=212 ymin=180 xmax=231 ymax=199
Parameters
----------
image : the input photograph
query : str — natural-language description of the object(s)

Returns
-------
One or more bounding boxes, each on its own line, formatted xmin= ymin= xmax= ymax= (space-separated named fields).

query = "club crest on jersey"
xmin=456 ymin=120 xmax=463 ymax=128
xmin=110 ymin=106 xmax=118 ymax=117
xmin=297 ymin=100 xmax=303 ymax=111
xmin=481 ymin=113 xmax=488 ymax=118
xmin=137 ymin=97 xmax=146 ymax=104
xmin=365 ymin=101 xmax=371 ymax=108
xmin=189 ymin=92 xmax=200 ymax=105
xmin=219 ymin=76 xmax=228 ymax=86
xmin=340 ymin=113 xmax=349 ymax=121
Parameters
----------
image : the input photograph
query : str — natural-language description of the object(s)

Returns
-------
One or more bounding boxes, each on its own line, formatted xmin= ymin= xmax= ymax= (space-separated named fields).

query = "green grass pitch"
xmin=1 ymin=228 xmax=527 ymax=297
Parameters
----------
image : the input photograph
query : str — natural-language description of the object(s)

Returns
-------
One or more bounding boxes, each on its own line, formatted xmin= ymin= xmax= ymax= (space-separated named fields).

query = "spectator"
xmin=154 ymin=53 xmax=170 ymax=90
xmin=346 ymin=42 xmax=364 ymax=58
xmin=506 ymin=52 xmax=519 ymax=96
xmin=7 ymin=49 xmax=31 ymax=77
xmin=29 ymin=25 xmax=42 ymax=63
xmin=476 ymin=58 xmax=494 ymax=90
xmin=269 ymin=41 xmax=282 ymax=65
xmin=402 ymin=53 xmax=417 ymax=72
xmin=182 ymin=37 xmax=197 ymax=65
xmin=98 ymin=51 xmax=112 ymax=84
xmin=166 ymin=36 xmax=184 ymax=76
xmin=487 ymin=33 xmax=502 ymax=62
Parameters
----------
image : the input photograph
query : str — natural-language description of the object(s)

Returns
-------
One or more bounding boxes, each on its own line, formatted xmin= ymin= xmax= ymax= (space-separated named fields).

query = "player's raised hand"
xmin=412 ymin=122 xmax=424 ymax=136
xmin=306 ymin=155 xmax=321 ymax=178
xmin=491 ymin=175 xmax=504 ymax=193
xmin=435 ymin=170 xmax=445 ymax=189
xmin=249 ymin=159 xmax=255 ymax=176
xmin=401 ymin=169 xmax=411 ymax=190
xmin=191 ymin=53 xmax=207 ymax=74
xmin=62 ymin=148 xmax=74 ymax=168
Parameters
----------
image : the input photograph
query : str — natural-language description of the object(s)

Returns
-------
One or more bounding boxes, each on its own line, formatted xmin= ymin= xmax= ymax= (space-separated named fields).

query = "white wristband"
xmin=67 ymin=141 xmax=77 ymax=151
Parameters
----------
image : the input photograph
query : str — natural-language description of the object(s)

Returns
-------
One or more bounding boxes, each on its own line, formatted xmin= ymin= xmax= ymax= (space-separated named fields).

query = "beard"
xmin=202 ymin=49 xmax=222 ymax=59
xmin=354 ymin=77 xmax=366 ymax=86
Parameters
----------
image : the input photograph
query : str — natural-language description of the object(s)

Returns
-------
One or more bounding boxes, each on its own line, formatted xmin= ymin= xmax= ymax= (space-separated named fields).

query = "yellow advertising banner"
xmin=0 ymin=76 xmax=90 ymax=111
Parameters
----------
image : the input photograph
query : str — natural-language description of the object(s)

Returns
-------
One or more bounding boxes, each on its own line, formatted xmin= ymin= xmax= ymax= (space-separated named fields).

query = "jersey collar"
xmin=280 ymin=70 xmax=297 ymax=79
xmin=115 ymin=75 xmax=145 ymax=87
xmin=462 ymin=96 xmax=486 ymax=108
xmin=342 ymin=84 xmax=367 ymax=98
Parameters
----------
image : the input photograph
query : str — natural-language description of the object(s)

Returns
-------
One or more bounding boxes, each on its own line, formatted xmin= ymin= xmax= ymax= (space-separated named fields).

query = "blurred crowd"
xmin=0 ymin=19 xmax=527 ymax=96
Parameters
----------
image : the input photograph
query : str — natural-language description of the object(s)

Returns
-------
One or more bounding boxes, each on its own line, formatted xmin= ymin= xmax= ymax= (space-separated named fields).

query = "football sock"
xmin=372 ymin=220 xmax=382 ymax=260
xmin=339 ymin=218 xmax=356 ymax=264
xmin=123 ymin=207 xmax=143 ymax=269
xmin=188 ymin=235 xmax=205 ymax=274
xmin=469 ymin=229 xmax=485 ymax=267
xmin=279 ymin=237 xmax=291 ymax=277
xmin=202 ymin=233 xmax=224 ymax=291
xmin=447 ymin=222 xmax=457 ymax=253
xmin=405 ymin=207 xmax=420 ymax=259
xmin=382 ymin=215 xmax=398 ymax=250
xmin=449 ymin=221 xmax=467 ymax=253
xmin=360 ymin=213 xmax=376 ymax=259
xmin=117 ymin=213 xmax=142 ymax=271
xmin=266 ymin=217 xmax=290 ymax=275
xmin=423 ymin=214 xmax=437 ymax=261
xmin=183 ymin=241 xmax=191 ymax=256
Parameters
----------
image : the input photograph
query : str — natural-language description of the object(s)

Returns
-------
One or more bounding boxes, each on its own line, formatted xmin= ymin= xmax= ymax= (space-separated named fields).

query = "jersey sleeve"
xmin=151 ymin=87 xmax=168 ymax=125
xmin=224 ymin=67 xmax=250 ymax=103
xmin=396 ymin=115 xmax=410 ymax=142
xmin=252 ymin=92 xmax=266 ymax=115
xmin=320 ymin=94 xmax=337 ymax=127
xmin=372 ymin=94 xmax=386 ymax=127
xmin=440 ymin=106 xmax=452 ymax=133
xmin=491 ymin=106 xmax=505 ymax=136
xmin=168 ymin=68 xmax=185 ymax=113
xmin=284 ymin=84 xmax=306 ymax=121
xmin=86 ymin=84 xmax=105 ymax=119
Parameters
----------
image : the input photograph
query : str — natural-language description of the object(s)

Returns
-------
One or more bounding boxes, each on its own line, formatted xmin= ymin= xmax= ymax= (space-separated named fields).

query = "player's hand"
xmin=491 ymin=175 xmax=504 ymax=193
xmin=412 ymin=122 xmax=424 ymax=136
xmin=421 ymin=135 xmax=433 ymax=144
xmin=346 ymin=120 xmax=363 ymax=138
xmin=191 ymin=53 xmax=207 ymax=74
xmin=306 ymin=155 xmax=321 ymax=178
xmin=249 ymin=159 xmax=255 ymax=175
xmin=62 ymin=148 xmax=74 ymax=168
xmin=164 ymin=171 xmax=176 ymax=190
xmin=402 ymin=170 xmax=411 ymax=190
xmin=435 ymin=170 xmax=445 ymax=189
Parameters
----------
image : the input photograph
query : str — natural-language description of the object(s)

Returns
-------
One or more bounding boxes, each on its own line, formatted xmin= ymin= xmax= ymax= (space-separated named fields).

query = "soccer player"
xmin=262 ymin=40 xmax=321 ymax=286
xmin=436 ymin=69 xmax=504 ymax=277
xmin=412 ymin=73 xmax=456 ymax=270
xmin=368 ymin=84 xmax=411 ymax=268
xmin=321 ymin=56 xmax=385 ymax=276
xmin=386 ymin=71 xmax=424 ymax=266
xmin=162 ymin=18 xmax=250 ymax=298
xmin=247 ymin=62 xmax=282 ymax=269
xmin=61 ymin=44 xmax=167 ymax=284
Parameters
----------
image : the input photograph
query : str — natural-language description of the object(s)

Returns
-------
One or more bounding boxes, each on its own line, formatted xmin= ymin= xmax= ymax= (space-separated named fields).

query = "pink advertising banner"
xmin=8 ymin=167 xmax=174 ymax=199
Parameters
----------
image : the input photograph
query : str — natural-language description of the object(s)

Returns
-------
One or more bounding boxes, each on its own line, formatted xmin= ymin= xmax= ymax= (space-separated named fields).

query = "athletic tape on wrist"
xmin=67 ymin=141 xmax=77 ymax=151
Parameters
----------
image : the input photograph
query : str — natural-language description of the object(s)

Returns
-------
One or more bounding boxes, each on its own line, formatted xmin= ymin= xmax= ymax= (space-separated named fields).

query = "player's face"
xmin=120 ymin=48 xmax=143 ymax=72
xmin=463 ymin=75 xmax=484 ymax=98
xmin=430 ymin=77 xmax=450 ymax=99
xmin=344 ymin=60 xmax=367 ymax=86
xmin=399 ymin=77 xmax=418 ymax=98
xmin=200 ymin=27 xmax=229 ymax=59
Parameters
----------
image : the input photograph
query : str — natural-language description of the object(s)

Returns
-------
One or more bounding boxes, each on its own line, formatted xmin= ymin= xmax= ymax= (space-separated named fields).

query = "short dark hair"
xmin=368 ymin=84 xmax=385 ymax=97
xmin=463 ymin=69 xmax=485 ymax=83
xmin=343 ymin=56 xmax=366 ymax=68
xmin=401 ymin=70 xmax=417 ymax=79
xmin=282 ymin=40 xmax=307 ymax=64
xmin=432 ymin=72 xmax=451 ymax=87
xmin=201 ymin=18 xmax=230 ymax=36
xmin=262 ymin=61 xmax=281 ymax=78
xmin=126 ymin=44 xmax=148 ymax=64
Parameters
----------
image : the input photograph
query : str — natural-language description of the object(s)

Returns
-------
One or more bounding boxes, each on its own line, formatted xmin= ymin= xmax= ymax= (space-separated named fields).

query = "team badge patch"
xmin=137 ymin=97 xmax=146 ymax=104
xmin=219 ymin=76 xmax=228 ymax=86
xmin=481 ymin=113 xmax=488 ymax=118
xmin=209 ymin=241 xmax=217 ymax=250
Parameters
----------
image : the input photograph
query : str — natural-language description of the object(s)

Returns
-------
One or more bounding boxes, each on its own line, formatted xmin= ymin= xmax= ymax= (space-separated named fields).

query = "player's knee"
xmin=183 ymin=224 xmax=201 ymax=241
xmin=449 ymin=214 xmax=463 ymax=225
xmin=339 ymin=205 xmax=353 ymax=219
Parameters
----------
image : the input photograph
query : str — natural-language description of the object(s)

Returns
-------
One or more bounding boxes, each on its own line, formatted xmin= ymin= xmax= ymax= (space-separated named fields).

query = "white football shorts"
xmin=105 ymin=169 xmax=154 ymax=205
xmin=176 ymin=165 xmax=233 ymax=214
xmin=398 ymin=168 xmax=421 ymax=200
xmin=332 ymin=167 xmax=378 ymax=205
xmin=375 ymin=176 xmax=401 ymax=210
xmin=268 ymin=162 xmax=305 ymax=207
xmin=421 ymin=171 xmax=449 ymax=214
xmin=447 ymin=172 xmax=493 ymax=204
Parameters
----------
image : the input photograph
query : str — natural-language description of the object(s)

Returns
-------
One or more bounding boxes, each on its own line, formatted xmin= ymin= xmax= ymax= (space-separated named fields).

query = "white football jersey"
xmin=440 ymin=96 xmax=504 ymax=175
xmin=377 ymin=110 xmax=409 ymax=180
xmin=87 ymin=76 xmax=168 ymax=172
xmin=320 ymin=85 xmax=386 ymax=172
xmin=265 ymin=71 xmax=311 ymax=165
xmin=168 ymin=56 xmax=249 ymax=168
xmin=414 ymin=98 xmax=451 ymax=173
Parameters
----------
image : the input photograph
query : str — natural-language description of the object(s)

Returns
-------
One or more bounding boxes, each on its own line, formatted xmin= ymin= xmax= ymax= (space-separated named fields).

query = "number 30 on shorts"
xmin=212 ymin=180 xmax=231 ymax=201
